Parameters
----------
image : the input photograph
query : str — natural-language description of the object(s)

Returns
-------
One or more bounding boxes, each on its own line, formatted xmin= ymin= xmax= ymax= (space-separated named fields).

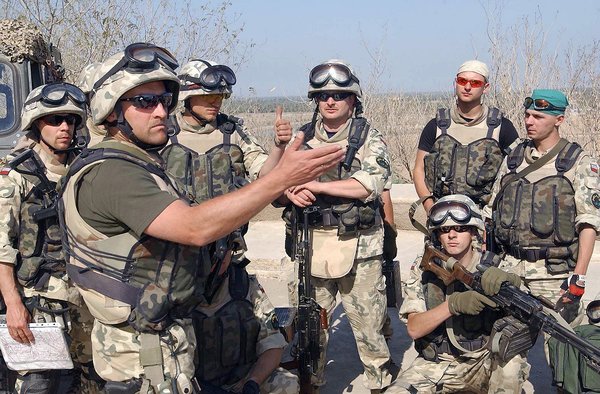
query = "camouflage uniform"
xmin=386 ymin=251 xmax=530 ymax=394
xmin=484 ymin=139 xmax=600 ymax=354
xmin=299 ymin=117 xmax=394 ymax=390
xmin=194 ymin=268 xmax=299 ymax=393
xmin=0 ymin=138 xmax=98 ymax=393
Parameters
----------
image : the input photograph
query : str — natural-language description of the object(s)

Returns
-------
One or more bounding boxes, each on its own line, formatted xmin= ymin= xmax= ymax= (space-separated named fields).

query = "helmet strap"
xmin=113 ymin=103 xmax=167 ymax=152
xmin=184 ymin=100 xmax=210 ymax=126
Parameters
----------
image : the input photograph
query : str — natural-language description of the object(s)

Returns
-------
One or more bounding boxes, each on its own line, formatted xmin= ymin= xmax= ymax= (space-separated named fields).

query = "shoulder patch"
xmin=592 ymin=193 xmax=600 ymax=209
xmin=0 ymin=167 xmax=11 ymax=176
xmin=376 ymin=156 xmax=390 ymax=170
xmin=591 ymin=162 xmax=599 ymax=175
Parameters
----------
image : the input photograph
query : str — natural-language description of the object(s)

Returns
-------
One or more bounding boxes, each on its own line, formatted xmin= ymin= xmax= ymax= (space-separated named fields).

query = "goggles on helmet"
xmin=180 ymin=62 xmax=236 ymax=91
xmin=429 ymin=200 xmax=481 ymax=227
xmin=92 ymin=43 xmax=179 ymax=92
xmin=309 ymin=63 xmax=360 ymax=88
xmin=25 ymin=82 xmax=86 ymax=107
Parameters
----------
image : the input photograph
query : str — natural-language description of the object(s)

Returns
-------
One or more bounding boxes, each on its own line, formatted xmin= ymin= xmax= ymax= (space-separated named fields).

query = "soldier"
xmin=485 ymin=89 xmax=600 ymax=350
xmin=174 ymin=59 xmax=291 ymax=179
xmin=76 ymin=62 xmax=106 ymax=146
xmin=0 ymin=82 xmax=100 ymax=392
xmin=386 ymin=194 xmax=529 ymax=393
xmin=282 ymin=59 xmax=396 ymax=393
xmin=171 ymin=59 xmax=297 ymax=393
xmin=413 ymin=60 xmax=519 ymax=213
xmin=58 ymin=43 xmax=342 ymax=393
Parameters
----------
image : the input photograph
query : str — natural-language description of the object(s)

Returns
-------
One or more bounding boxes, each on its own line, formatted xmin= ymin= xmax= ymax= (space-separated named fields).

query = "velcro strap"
xmin=66 ymin=263 xmax=139 ymax=306
xmin=507 ymin=246 xmax=547 ymax=262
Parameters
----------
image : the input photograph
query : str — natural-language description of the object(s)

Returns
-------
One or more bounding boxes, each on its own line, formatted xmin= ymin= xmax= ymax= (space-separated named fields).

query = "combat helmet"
xmin=21 ymin=82 xmax=88 ymax=151
xmin=427 ymin=194 xmax=485 ymax=232
xmin=178 ymin=59 xmax=235 ymax=101
xmin=89 ymin=42 xmax=179 ymax=149
xmin=77 ymin=62 xmax=102 ymax=99
xmin=307 ymin=59 xmax=362 ymax=99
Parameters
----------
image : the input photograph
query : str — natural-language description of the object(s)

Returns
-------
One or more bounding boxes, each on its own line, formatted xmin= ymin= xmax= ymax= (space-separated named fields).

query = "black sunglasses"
xmin=120 ymin=93 xmax=173 ymax=109
xmin=438 ymin=225 xmax=471 ymax=233
xmin=523 ymin=97 xmax=566 ymax=112
xmin=42 ymin=114 xmax=79 ymax=126
xmin=315 ymin=92 xmax=353 ymax=102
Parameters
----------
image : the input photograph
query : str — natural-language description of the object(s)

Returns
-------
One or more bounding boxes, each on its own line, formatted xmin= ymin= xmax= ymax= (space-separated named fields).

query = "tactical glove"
xmin=560 ymin=274 xmax=586 ymax=300
xmin=382 ymin=221 xmax=398 ymax=262
xmin=447 ymin=290 xmax=497 ymax=316
xmin=242 ymin=380 xmax=260 ymax=394
xmin=480 ymin=266 xmax=522 ymax=296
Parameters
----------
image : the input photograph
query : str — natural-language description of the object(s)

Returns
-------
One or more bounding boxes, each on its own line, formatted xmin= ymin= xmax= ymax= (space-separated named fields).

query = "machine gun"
xmin=291 ymin=205 xmax=328 ymax=394
xmin=420 ymin=243 xmax=600 ymax=373
xmin=8 ymin=149 xmax=58 ymax=221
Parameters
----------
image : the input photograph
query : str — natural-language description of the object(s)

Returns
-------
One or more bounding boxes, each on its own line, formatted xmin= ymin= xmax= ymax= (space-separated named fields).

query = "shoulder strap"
xmin=507 ymin=141 xmax=527 ymax=171
xmin=555 ymin=142 xmax=582 ymax=173
xmin=436 ymin=108 xmax=451 ymax=135
xmin=299 ymin=122 xmax=315 ymax=144
xmin=217 ymin=113 xmax=248 ymax=148
xmin=486 ymin=107 xmax=503 ymax=138
xmin=228 ymin=264 xmax=249 ymax=301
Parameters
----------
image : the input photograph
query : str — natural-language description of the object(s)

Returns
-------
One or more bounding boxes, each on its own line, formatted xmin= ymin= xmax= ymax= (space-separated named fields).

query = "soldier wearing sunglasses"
xmin=280 ymin=60 xmax=396 ymax=393
xmin=386 ymin=194 xmax=528 ymax=394
xmin=58 ymin=44 xmax=343 ymax=393
xmin=484 ymin=89 xmax=600 ymax=360
xmin=0 ymin=82 xmax=102 ymax=392
xmin=413 ymin=60 xmax=519 ymax=213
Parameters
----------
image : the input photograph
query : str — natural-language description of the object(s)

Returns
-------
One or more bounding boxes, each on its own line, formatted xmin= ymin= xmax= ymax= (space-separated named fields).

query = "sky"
xmin=215 ymin=0 xmax=600 ymax=98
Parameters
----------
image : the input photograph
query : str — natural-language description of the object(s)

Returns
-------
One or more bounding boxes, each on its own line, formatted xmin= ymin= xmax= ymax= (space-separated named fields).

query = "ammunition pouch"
xmin=128 ymin=283 xmax=173 ymax=333
xmin=488 ymin=316 xmax=538 ymax=362
xmin=103 ymin=378 xmax=143 ymax=394
xmin=502 ymin=245 xmax=577 ymax=273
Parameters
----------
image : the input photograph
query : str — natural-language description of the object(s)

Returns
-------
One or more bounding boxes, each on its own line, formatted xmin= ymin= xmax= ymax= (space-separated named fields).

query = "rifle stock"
xmin=420 ymin=242 xmax=600 ymax=373
xmin=293 ymin=206 xmax=326 ymax=394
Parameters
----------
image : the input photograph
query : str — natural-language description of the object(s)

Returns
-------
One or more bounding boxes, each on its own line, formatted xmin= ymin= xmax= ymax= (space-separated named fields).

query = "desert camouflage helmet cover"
xmin=427 ymin=194 xmax=485 ymax=232
xmin=178 ymin=59 xmax=233 ymax=101
xmin=77 ymin=62 xmax=101 ymax=95
xmin=308 ymin=59 xmax=362 ymax=99
xmin=20 ymin=83 xmax=86 ymax=132
xmin=90 ymin=51 xmax=180 ymax=126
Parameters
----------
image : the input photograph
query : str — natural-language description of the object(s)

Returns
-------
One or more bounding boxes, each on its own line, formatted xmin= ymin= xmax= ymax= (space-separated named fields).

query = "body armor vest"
xmin=9 ymin=148 xmax=65 ymax=289
xmin=283 ymin=118 xmax=380 ymax=238
xmin=493 ymin=140 xmax=582 ymax=273
xmin=173 ymin=113 xmax=248 ymax=180
xmin=424 ymin=107 xmax=504 ymax=206
xmin=59 ymin=140 xmax=211 ymax=332
xmin=415 ymin=251 xmax=503 ymax=360
xmin=193 ymin=265 xmax=260 ymax=386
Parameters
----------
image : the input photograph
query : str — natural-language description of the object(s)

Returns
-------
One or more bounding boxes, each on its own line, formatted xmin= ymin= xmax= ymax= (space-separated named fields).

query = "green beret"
xmin=527 ymin=89 xmax=569 ymax=115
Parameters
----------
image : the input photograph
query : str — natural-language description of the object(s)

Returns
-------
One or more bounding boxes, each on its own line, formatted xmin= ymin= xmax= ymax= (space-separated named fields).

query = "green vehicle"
xmin=0 ymin=18 xmax=64 ymax=156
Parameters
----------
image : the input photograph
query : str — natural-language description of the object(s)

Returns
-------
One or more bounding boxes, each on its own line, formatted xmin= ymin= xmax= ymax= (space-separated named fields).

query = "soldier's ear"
xmin=555 ymin=115 xmax=565 ymax=127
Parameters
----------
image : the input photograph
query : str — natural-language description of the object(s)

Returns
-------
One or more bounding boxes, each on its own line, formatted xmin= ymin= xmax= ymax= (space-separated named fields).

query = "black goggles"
xmin=41 ymin=114 xmax=80 ymax=127
xmin=180 ymin=63 xmax=236 ymax=91
xmin=523 ymin=97 xmax=566 ymax=112
xmin=309 ymin=63 xmax=360 ymax=88
xmin=93 ymin=43 xmax=179 ymax=91
xmin=429 ymin=201 xmax=481 ymax=227
xmin=25 ymin=82 xmax=87 ymax=107
xmin=120 ymin=93 xmax=173 ymax=110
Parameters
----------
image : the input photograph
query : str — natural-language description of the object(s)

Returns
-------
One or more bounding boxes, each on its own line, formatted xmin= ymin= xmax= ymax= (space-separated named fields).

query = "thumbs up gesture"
xmin=274 ymin=105 xmax=292 ymax=148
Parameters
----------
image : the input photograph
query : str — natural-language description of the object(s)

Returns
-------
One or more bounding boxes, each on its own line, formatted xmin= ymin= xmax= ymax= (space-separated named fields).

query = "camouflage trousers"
xmin=312 ymin=255 xmax=393 ymax=390
xmin=385 ymin=349 xmax=530 ymax=394
xmin=223 ymin=367 xmax=299 ymax=394
xmin=14 ymin=296 xmax=101 ymax=394
xmin=91 ymin=318 xmax=196 ymax=392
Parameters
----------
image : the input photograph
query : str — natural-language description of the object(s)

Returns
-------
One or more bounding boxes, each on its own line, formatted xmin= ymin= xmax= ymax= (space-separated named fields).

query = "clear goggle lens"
xmin=309 ymin=63 xmax=358 ymax=88
xmin=429 ymin=201 xmax=472 ymax=226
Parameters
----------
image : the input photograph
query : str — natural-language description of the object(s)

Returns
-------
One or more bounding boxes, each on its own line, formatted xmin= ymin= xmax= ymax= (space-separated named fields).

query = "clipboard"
xmin=0 ymin=321 xmax=73 ymax=371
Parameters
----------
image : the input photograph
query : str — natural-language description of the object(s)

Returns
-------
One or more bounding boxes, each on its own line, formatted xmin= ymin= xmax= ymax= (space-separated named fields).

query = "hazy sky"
xmin=218 ymin=0 xmax=600 ymax=97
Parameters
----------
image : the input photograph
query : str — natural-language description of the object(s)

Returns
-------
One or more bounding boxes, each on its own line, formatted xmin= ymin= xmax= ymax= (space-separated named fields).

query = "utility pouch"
xmin=103 ymin=378 xmax=143 ymax=394
xmin=333 ymin=203 xmax=358 ymax=236
xmin=423 ymin=152 xmax=439 ymax=193
xmin=129 ymin=283 xmax=172 ymax=333
xmin=357 ymin=203 xmax=376 ymax=230
xmin=488 ymin=316 xmax=538 ymax=362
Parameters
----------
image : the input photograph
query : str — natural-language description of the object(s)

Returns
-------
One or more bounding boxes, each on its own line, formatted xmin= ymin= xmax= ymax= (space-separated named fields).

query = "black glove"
xmin=242 ymin=380 xmax=260 ymax=394
xmin=447 ymin=290 xmax=497 ymax=315
xmin=382 ymin=221 xmax=398 ymax=262
xmin=480 ymin=266 xmax=521 ymax=296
